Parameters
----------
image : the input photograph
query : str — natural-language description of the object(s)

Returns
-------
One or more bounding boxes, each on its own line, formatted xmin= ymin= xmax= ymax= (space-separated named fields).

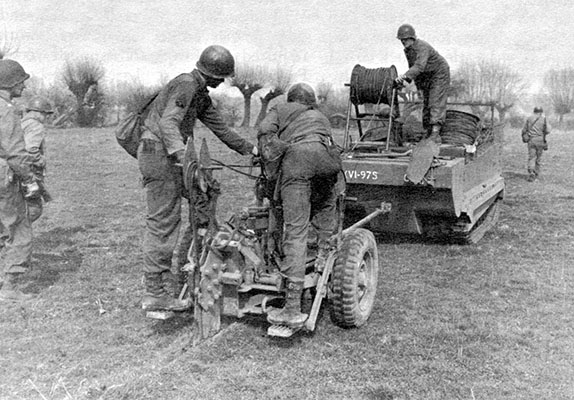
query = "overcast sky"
xmin=2 ymin=0 xmax=573 ymax=92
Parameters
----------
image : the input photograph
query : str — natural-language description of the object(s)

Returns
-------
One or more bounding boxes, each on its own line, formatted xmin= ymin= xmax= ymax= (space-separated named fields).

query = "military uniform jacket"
xmin=258 ymin=102 xmax=333 ymax=145
xmin=0 ymin=91 xmax=32 ymax=181
xmin=404 ymin=39 xmax=450 ymax=85
xmin=522 ymin=113 xmax=551 ymax=146
xmin=142 ymin=69 xmax=253 ymax=156
xmin=21 ymin=113 xmax=46 ymax=174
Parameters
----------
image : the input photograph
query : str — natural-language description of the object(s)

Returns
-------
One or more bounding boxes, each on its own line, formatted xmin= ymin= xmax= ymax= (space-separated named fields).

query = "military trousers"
xmin=279 ymin=142 xmax=339 ymax=281
xmin=527 ymin=142 xmax=545 ymax=177
xmin=0 ymin=165 xmax=32 ymax=275
xmin=417 ymin=68 xmax=450 ymax=132
xmin=138 ymin=139 xmax=185 ymax=274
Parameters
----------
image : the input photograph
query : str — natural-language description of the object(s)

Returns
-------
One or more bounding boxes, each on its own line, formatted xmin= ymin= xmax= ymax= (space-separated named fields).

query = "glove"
xmin=394 ymin=74 xmax=411 ymax=88
xmin=22 ymin=179 xmax=41 ymax=199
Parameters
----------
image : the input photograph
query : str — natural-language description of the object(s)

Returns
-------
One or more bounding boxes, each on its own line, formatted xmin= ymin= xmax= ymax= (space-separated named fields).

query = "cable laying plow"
xmin=147 ymin=138 xmax=389 ymax=341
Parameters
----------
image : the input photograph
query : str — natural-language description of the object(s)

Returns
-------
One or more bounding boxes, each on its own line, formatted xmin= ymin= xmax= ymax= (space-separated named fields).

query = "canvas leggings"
xmin=279 ymin=142 xmax=339 ymax=282
xmin=527 ymin=142 xmax=545 ymax=177
xmin=0 ymin=166 xmax=33 ymax=275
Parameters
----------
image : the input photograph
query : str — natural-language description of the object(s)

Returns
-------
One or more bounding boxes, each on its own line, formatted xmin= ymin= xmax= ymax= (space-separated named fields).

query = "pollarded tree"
xmin=61 ymin=57 xmax=105 ymax=127
xmin=0 ymin=32 xmax=18 ymax=59
xmin=254 ymin=66 xmax=293 ymax=127
xmin=316 ymin=81 xmax=333 ymax=104
xmin=453 ymin=60 xmax=526 ymax=121
xmin=230 ymin=63 xmax=268 ymax=127
xmin=543 ymin=68 xmax=574 ymax=125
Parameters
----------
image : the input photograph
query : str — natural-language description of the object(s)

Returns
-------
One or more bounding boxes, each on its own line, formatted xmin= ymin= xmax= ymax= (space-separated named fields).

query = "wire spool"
xmin=350 ymin=64 xmax=398 ymax=106
xmin=441 ymin=110 xmax=482 ymax=146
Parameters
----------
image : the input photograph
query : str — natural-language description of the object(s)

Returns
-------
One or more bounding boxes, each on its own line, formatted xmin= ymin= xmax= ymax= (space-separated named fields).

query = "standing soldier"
xmin=259 ymin=83 xmax=342 ymax=329
xmin=0 ymin=59 xmax=39 ymax=302
xmin=138 ymin=45 xmax=257 ymax=312
xmin=21 ymin=96 xmax=54 ymax=223
xmin=522 ymin=106 xmax=551 ymax=182
xmin=394 ymin=24 xmax=450 ymax=144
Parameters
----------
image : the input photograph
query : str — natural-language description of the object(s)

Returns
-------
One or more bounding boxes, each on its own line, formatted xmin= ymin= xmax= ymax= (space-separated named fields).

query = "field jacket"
xmin=522 ymin=113 xmax=550 ymax=146
xmin=258 ymin=102 xmax=333 ymax=145
xmin=141 ymin=69 xmax=253 ymax=156
xmin=21 ymin=112 xmax=46 ymax=175
xmin=404 ymin=39 xmax=450 ymax=87
xmin=0 ymin=91 xmax=32 ymax=181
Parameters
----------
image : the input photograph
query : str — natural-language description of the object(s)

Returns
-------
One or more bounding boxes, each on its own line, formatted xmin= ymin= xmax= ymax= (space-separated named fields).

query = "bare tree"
xmin=543 ymin=68 xmax=574 ymax=125
xmin=254 ymin=66 xmax=293 ymax=127
xmin=0 ymin=32 xmax=18 ymax=59
xmin=316 ymin=81 xmax=333 ymax=104
xmin=453 ymin=60 xmax=526 ymax=121
xmin=61 ymin=57 xmax=105 ymax=127
xmin=230 ymin=63 xmax=268 ymax=127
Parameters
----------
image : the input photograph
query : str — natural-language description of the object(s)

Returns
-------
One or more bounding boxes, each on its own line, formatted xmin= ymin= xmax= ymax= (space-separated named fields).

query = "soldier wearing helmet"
xmin=0 ymin=59 xmax=38 ymax=302
xmin=522 ymin=106 xmax=551 ymax=182
xmin=258 ymin=82 xmax=342 ymax=329
xmin=137 ymin=45 xmax=257 ymax=312
xmin=395 ymin=24 xmax=450 ymax=144
xmin=21 ymin=95 xmax=55 ymax=223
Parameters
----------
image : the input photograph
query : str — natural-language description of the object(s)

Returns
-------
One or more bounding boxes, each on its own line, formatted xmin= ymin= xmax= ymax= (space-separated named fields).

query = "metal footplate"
xmin=146 ymin=311 xmax=176 ymax=320
xmin=267 ymin=324 xmax=301 ymax=338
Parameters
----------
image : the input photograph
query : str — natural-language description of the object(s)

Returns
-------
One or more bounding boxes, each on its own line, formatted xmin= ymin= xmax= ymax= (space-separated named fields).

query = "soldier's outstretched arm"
xmin=199 ymin=103 xmax=255 ymax=155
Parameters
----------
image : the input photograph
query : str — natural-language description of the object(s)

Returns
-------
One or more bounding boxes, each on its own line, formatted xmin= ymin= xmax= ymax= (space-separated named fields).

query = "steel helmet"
xmin=287 ymin=83 xmax=317 ymax=106
xmin=397 ymin=24 xmax=416 ymax=40
xmin=0 ymin=59 xmax=30 ymax=89
xmin=196 ymin=45 xmax=235 ymax=78
xmin=27 ymin=96 xmax=54 ymax=114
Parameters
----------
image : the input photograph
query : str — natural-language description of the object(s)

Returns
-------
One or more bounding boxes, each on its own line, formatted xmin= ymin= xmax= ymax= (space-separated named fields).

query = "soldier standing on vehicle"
xmin=394 ymin=24 xmax=450 ymax=143
xmin=522 ymin=106 xmax=551 ymax=182
xmin=0 ymin=59 xmax=40 ymax=302
xmin=259 ymin=83 xmax=342 ymax=329
xmin=21 ymin=96 xmax=54 ymax=223
xmin=138 ymin=45 xmax=257 ymax=312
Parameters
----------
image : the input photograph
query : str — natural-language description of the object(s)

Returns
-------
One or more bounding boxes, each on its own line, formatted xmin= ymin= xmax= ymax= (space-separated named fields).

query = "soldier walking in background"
xmin=0 ymin=59 xmax=40 ymax=302
xmin=21 ymin=96 xmax=54 ymax=223
xmin=522 ymin=106 xmax=551 ymax=182
xmin=259 ymin=83 xmax=342 ymax=329
xmin=138 ymin=45 xmax=257 ymax=312
xmin=394 ymin=24 xmax=450 ymax=143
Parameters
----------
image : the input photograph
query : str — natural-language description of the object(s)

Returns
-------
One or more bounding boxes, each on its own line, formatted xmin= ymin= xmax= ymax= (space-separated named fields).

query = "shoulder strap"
xmin=529 ymin=116 xmax=540 ymax=132
xmin=138 ymin=92 xmax=159 ymax=115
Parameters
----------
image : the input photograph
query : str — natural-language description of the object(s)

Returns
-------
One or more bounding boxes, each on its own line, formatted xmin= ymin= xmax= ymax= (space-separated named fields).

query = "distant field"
xmin=0 ymin=124 xmax=573 ymax=400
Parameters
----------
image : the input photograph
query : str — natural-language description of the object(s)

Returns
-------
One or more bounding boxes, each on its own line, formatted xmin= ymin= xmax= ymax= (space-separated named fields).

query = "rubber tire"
xmin=330 ymin=228 xmax=379 ymax=328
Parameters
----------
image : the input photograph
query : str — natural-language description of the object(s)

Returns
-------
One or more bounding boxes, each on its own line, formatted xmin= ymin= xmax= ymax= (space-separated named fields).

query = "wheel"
xmin=329 ymin=228 xmax=379 ymax=328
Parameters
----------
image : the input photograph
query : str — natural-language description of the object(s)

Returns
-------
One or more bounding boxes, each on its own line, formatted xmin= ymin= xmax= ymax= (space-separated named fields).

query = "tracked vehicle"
xmin=341 ymin=65 xmax=504 ymax=244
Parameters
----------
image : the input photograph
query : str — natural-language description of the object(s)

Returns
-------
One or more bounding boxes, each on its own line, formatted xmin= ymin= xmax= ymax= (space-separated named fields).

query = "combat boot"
xmin=267 ymin=279 xmax=308 ymax=328
xmin=428 ymin=125 xmax=442 ymax=145
xmin=0 ymin=273 xmax=34 ymax=302
xmin=141 ymin=272 xmax=191 ymax=312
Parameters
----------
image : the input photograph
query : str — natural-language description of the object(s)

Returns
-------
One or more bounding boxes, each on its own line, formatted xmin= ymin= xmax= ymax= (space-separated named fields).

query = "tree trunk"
xmin=255 ymin=97 xmax=271 ymax=127
xmin=241 ymin=94 xmax=253 ymax=127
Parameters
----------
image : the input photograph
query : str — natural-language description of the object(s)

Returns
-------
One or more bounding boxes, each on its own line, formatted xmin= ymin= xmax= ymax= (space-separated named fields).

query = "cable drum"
xmin=350 ymin=64 xmax=398 ymax=106
xmin=441 ymin=110 xmax=482 ymax=146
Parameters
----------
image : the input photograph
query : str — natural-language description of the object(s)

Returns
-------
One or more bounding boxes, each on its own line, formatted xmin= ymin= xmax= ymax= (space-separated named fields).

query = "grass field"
xmin=0 ymin=123 xmax=573 ymax=400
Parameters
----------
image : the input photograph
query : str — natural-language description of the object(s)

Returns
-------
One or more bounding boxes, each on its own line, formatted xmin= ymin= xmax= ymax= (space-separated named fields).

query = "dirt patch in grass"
xmin=0 ymin=126 xmax=573 ymax=399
